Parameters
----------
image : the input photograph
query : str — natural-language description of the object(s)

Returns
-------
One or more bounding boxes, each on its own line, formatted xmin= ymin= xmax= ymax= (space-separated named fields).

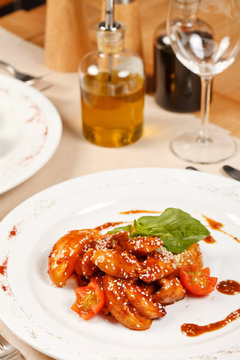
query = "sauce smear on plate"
xmin=217 ymin=280 xmax=240 ymax=295
xmin=203 ymin=235 xmax=216 ymax=244
xmin=203 ymin=215 xmax=240 ymax=243
xmin=0 ymin=258 xmax=8 ymax=275
xmin=94 ymin=222 xmax=124 ymax=231
xmin=181 ymin=309 xmax=240 ymax=336
xmin=120 ymin=210 xmax=162 ymax=214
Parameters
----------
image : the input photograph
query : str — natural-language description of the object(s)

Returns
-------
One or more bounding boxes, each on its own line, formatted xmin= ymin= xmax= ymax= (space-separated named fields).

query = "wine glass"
xmin=167 ymin=0 xmax=240 ymax=164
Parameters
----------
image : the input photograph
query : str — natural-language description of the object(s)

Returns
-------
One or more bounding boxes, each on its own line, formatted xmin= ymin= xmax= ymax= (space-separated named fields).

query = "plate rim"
xmin=1 ymin=166 xmax=240 ymax=218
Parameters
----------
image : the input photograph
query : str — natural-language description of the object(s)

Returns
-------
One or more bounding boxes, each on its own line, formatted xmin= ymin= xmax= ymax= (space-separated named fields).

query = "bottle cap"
xmin=96 ymin=0 xmax=126 ymax=53
xmin=96 ymin=21 xmax=126 ymax=53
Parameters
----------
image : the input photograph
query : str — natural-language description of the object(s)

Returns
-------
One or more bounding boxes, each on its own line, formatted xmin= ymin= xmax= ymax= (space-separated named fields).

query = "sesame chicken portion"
xmin=48 ymin=229 xmax=99 ymax=287
xmin=91 ymin=249 xmax=141 ymax=279
xmin=174 ymin=243 xmax=203 ymax=274
xmin=139 ymin=249 xmax=177 ymax=283
xmin=48 ymin=227 xmax=203 ymax=330
xmin=111 ymin=231 xmax=163 ymax=256
xmin=81 ymin=248 xmax=99 ymax=278
xmin=152 ymin=277 xmax=185 ymax=305
xmin=125 ymin=282 xmax=166 ymax=319
xmin=103 ymin=275 xmax=152 ymax=330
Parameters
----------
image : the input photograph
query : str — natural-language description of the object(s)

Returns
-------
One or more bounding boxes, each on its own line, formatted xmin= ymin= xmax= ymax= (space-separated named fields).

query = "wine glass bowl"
xmin=167 ymin=0 xmax=240 ymax=163
xmin=171 ymin=18 xmax=237 ymax=76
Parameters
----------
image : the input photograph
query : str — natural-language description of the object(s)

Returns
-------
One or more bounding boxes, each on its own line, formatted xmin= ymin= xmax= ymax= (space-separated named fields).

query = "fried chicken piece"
xmin=152 ymin=277 xmax=185 ymax=305
xmin=125 ymin=282 xmax=166 ymax=319
xmin=106 ymin=232 xmax=130 ymax=251
xmin=95 ymin=234 xmax=114 ymax=250
xmin=127 ymin=236 xmax=163 ymax=256
xmin=112 ymin=231 xmax=163 ymax=256
xmin=174 ymin=243 xmax=203 ymax=273
xmin=48 ymin=229 xmax=99 ymax=287
xmin=74 ymin=241 xmax=97 ymax=277
xmin=103 ymin=275 xmax=152 ymax=330
xmin=74 ymin=255 xmax=84 ymax=277
xmin=139 ymin=249 xmax=177 ymax=283
xmin=91 ymin=249 xmax=141 ymax=279
xmin=81 ymin=249 xmax=99 ymax=278
xmin=75 ymin=234 xmax=115 ymax=278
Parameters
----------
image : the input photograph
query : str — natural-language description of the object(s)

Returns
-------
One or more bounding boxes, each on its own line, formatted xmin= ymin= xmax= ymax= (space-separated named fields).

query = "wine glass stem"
xmin=198 ymin=76 xmax=213 ymax=144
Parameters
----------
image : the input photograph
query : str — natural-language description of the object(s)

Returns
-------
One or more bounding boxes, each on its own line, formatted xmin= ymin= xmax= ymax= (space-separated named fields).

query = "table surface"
xmin=0 ymin=1 xmax=240 ymax=136
xmin=0 ymin=2 xmax=240 ymax=360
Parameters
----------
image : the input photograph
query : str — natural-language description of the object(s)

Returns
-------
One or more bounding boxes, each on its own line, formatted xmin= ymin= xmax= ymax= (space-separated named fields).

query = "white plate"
xmin=0 ymin=75 xmax=62 ymax=194
xmin=0 ymin=168 xmax=240 ymax=360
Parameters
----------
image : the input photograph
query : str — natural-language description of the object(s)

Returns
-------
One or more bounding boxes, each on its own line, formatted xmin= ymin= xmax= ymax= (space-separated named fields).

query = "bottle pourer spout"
xmin=95 ymin=0 xmax=126 ymax=54
xmin=105 ymin=0 xmax=114 ymax=29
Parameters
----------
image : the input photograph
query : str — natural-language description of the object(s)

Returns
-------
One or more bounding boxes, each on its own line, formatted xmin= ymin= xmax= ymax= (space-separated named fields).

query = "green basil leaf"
xmin=131 ymin=208 xmax=210 ymax=253
xmin=131 ymin=219 xmax=172 ymax=239
xmin=107 ymin=225 xmax=132 ymax=234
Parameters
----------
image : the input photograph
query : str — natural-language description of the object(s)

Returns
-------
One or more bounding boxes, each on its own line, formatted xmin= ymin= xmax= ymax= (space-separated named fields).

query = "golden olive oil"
xmin=81 ymin=70 xmax=145 ymax=147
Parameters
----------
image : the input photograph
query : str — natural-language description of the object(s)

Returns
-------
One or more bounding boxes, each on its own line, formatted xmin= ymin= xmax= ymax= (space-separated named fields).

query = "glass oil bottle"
xmin=79 ymin=0 xmax=145 ymax=147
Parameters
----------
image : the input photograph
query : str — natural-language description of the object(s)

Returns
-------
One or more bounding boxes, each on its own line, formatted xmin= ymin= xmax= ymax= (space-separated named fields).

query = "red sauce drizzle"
xmin=1 ymin=285 xmax=7 ymax=292
xmin=0 ymin=258 xmax=8 ymax=275
xmin=203 ymin=215 xmax=240 ymax=243
xmin=203 ymin=235 xmax=216 ymax=244
xmin=43 ymin=126 xmax=48 ymax=137
xmin=217 ymin=280 xmax=240 ymax=295
xmin=94 ymin=222 xmax=124 ymax=231
xmin=120 ymin=210 xmax=162 ymax=215
xmin=203 ymin=216 xmax=223 ymax=230
xmin=181 ymin=309 xmax=240 ymax=337
xmin=8 ymin=225 xmax=17 ymax=239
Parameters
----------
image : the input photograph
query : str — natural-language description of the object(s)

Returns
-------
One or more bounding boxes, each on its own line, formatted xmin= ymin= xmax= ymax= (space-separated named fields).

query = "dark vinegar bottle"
xmin=153 ymin=23 xmax=201 ymax=113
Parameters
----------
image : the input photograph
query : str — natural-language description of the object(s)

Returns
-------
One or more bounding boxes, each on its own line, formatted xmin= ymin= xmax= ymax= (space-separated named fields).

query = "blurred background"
xmin=0 ymin=0 xmax=45 ymax=16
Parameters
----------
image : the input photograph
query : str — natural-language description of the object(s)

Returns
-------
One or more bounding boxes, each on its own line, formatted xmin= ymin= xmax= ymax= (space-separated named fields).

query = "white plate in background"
xmin=0 ymin=75 xmax=62 ymax=194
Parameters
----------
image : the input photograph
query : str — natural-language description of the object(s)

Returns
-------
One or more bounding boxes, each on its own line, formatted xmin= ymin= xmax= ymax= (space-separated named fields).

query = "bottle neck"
xmin=175 ymin=0 xmax=199 ymax=23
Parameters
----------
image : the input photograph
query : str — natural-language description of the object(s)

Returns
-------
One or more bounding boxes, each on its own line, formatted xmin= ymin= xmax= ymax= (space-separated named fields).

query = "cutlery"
xmin=185 ymin=166 xmax=200 ymax=171
xmin=0 ymin=60 xmax=47 ymax=85
xmin=0 ymin=334 xmax=22 ymax=359
xmin=222 ymin=165 xmax=240 ymax=181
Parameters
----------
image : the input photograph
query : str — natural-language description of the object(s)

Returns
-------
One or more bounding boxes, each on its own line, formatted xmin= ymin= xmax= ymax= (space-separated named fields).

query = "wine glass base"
xmin=170 ymin=129 xmax=237 ymax=164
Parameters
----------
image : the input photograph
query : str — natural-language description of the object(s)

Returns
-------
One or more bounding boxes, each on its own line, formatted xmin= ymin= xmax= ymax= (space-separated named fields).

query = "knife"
xmin=222 ymin=165 xmax=240 ymax=181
